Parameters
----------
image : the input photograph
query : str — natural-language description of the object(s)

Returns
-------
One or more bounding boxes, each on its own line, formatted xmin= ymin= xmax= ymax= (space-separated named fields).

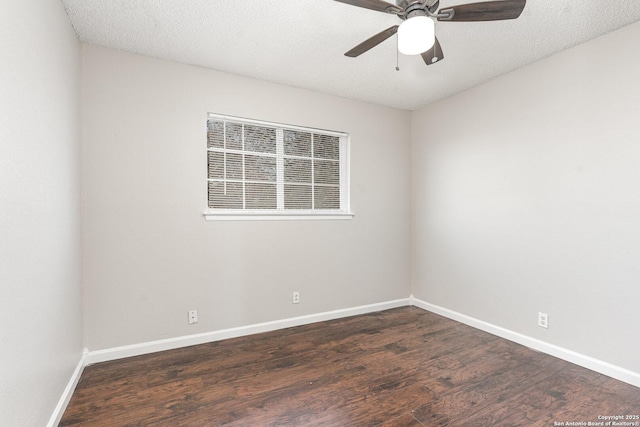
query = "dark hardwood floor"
xmin=60 ymin=307 xmax=639 ymax=426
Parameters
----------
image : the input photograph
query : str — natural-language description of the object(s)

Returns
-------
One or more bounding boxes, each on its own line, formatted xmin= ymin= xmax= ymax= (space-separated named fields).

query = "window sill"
xmin=203 ymin=211 xmax=355 ymax=221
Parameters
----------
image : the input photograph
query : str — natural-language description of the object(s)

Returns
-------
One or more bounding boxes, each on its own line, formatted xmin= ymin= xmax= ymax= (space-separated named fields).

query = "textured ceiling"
xmin=62 ymin=0 xmax=640 ymax=111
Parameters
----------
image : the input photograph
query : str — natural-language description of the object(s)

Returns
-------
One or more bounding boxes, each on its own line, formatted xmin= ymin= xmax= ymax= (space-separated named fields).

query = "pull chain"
xmin=396 ymin=37 xmax=400 ymax=71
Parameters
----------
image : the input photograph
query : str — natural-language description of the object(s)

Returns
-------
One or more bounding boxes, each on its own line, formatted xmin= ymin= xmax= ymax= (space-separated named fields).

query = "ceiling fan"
xmin=335 ymin=0 xmax=526 ymax=66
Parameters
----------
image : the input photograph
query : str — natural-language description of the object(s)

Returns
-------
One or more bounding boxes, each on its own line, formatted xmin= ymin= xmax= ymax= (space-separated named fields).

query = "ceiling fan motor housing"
xmin=396 ymin=0 xmax=440 ymax=19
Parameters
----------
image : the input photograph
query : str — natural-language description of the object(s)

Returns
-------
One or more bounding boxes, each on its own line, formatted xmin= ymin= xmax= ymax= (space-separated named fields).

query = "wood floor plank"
xmin=375 ymin=413 xmax=426 ymax=427
xmin=60 ymin=307 xmax=640 ymax=426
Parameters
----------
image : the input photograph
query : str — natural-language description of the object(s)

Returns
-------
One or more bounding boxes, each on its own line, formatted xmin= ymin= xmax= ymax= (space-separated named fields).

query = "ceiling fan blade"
xmin=438 ymin=0 xmax=526 ymax=22
xmin=345 ymin=25 xmax=399 ymax=57
xmin=334 ymin=0 xmax=403 ymax=14
xmin=421 ymin=36 xmax=444 ymax=65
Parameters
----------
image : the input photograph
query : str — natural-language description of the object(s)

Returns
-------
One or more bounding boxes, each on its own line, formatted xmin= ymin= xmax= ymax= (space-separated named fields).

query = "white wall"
xmin=412 ymin=20 xmax=640 ymax=374
xmin=0 ymin=1 xmax=82 ymax=426
xmin=81 ymin=45 xmax=412 ymax=351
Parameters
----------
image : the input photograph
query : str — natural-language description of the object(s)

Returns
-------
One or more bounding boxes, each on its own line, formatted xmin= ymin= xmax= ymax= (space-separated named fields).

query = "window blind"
xmin=206 ymin=114 xmax=349 ymax=215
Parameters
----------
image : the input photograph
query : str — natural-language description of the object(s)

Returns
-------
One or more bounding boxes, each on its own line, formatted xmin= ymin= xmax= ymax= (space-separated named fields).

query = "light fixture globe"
xmin=397 ymin=15 xmax=435 ymax=56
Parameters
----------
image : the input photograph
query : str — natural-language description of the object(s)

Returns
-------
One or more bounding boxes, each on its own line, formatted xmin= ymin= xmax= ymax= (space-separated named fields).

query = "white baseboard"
xmin=86 ymin=298 xmax=411 ymax=365
xmin=81 ymin=295 xmax=639 ymax=388
xmin=410 ymin=296 xmax=640 ymax=388
xmin=47 ymin=349 xmax=88 ymax=427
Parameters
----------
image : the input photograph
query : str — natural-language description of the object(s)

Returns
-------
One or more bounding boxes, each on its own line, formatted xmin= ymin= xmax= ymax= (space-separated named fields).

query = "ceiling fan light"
xmin=397 ymin=16 xmax=435 ymax=56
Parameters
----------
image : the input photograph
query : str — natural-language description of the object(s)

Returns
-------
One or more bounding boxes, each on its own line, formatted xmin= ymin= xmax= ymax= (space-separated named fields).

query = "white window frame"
xmin=204 ymin=113 xmax=354 ymax=221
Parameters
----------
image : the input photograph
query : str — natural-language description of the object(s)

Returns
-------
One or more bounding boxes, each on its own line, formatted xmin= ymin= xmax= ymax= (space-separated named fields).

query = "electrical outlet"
xmin=188 ymin=309 xmax=198 ymax=325
xmin=292 ymin=291 xmax=300 ymax=304
xmin=538 ymin=312 xmax=548 ymax=329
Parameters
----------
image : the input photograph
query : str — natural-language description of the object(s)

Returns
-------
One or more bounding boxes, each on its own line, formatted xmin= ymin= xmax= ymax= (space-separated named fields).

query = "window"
xmin=204 ymin=114 xmax=353 ymax=220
